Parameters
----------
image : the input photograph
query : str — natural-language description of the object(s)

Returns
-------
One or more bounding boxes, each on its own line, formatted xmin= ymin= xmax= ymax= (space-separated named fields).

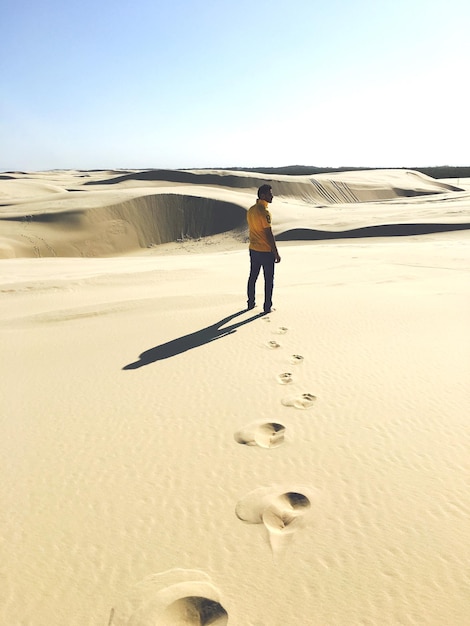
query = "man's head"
xmin=257 ymin=184 xmax=273 ymax=203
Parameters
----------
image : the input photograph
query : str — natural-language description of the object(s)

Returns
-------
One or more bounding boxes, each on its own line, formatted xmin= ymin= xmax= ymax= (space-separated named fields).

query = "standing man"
xmin=246 ymin=184 xmax=281 ymax=313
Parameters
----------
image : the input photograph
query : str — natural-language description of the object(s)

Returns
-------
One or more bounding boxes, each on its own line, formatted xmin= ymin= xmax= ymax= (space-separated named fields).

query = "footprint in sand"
xmin=118 ymin=569 xmax=228 ymax=626
xmin=266 ymin=340 xmax=281 ymax=349
xmin=234 ymin=422 xmax=286 ymax=449
xmin=159 ymin=596 xmax=228 ymax=626
xmin=276 ymin=372 xmax=293 ymax=385
xmin=281 ymin=393 xmax=316 ymax=409
xmin=272 ymin=326 xmax=288 ymax=335
xmin=289 ymin=354 xmax=304 ymax=365
xmin=236 ymin=485 xmax=314 ymax=555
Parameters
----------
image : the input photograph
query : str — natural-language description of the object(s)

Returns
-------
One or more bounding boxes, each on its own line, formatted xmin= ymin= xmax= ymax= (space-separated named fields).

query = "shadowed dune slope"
xmin=277 ymin=222 xmax=470 ymax=241
xmin=0 ymin=194 xmax=247 ymax=258
xmin=306 ymin=171 xmax=462 ymax=203
xmin=98 ymin=193 xmax=248 ymax=244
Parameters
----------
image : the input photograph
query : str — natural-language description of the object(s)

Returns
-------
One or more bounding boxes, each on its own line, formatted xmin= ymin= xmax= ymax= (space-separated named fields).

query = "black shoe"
xmin=247 ymin=303 xmax=256 ymax=310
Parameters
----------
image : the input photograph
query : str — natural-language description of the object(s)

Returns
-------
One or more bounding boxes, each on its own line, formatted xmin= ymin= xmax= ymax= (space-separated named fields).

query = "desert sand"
xmin=1 ymin=168 xmax=469 ymax=626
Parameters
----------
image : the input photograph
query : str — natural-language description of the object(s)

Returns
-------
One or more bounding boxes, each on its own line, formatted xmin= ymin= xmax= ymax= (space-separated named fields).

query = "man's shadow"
xmin=123 ymin=309 xmax=264 ymax=370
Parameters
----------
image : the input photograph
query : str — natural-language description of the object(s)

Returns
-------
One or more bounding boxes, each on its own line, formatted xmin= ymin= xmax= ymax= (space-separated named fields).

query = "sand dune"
xmin=0 ymin=168 xmax=469 ymax=258
xmin=1 ymin=168 xmax=470 ymax=626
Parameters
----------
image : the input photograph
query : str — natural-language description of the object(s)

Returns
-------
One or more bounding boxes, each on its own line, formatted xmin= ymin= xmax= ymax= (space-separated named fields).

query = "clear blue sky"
xmin=2 ymin=0 xmax=469 ymax=171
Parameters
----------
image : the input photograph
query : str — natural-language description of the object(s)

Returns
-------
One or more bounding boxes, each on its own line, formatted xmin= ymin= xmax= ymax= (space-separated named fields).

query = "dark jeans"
xmin=247 ymin=249 xmax=275 ymax=311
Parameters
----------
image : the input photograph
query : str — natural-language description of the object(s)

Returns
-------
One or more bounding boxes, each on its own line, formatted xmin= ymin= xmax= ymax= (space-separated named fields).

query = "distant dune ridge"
xmin=0 ymin=168 xmax=469 ymax=258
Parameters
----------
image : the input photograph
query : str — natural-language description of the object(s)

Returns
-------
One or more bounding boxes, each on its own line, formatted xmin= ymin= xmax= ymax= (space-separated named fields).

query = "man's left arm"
xmin=264 ymin=227 xmax=281 ymax=263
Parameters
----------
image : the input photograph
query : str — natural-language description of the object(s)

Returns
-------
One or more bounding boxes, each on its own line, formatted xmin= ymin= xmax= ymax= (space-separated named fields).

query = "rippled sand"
xmin=1 ymin=169 xmax=469 ymax=625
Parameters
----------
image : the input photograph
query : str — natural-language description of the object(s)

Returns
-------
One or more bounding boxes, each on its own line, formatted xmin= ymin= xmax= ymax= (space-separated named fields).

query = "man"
xmin=246 ymin=184 xmax=281 ymax=313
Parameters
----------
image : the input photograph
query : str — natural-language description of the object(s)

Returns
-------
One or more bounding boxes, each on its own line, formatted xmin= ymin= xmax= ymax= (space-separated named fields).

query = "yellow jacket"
xmin=247 ymin=199 xmax=272 ymax=252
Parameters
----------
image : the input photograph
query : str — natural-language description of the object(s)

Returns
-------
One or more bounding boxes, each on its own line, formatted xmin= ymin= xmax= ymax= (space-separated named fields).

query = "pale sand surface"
xmin=1 ymin=169 xmax=470 ymax=625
